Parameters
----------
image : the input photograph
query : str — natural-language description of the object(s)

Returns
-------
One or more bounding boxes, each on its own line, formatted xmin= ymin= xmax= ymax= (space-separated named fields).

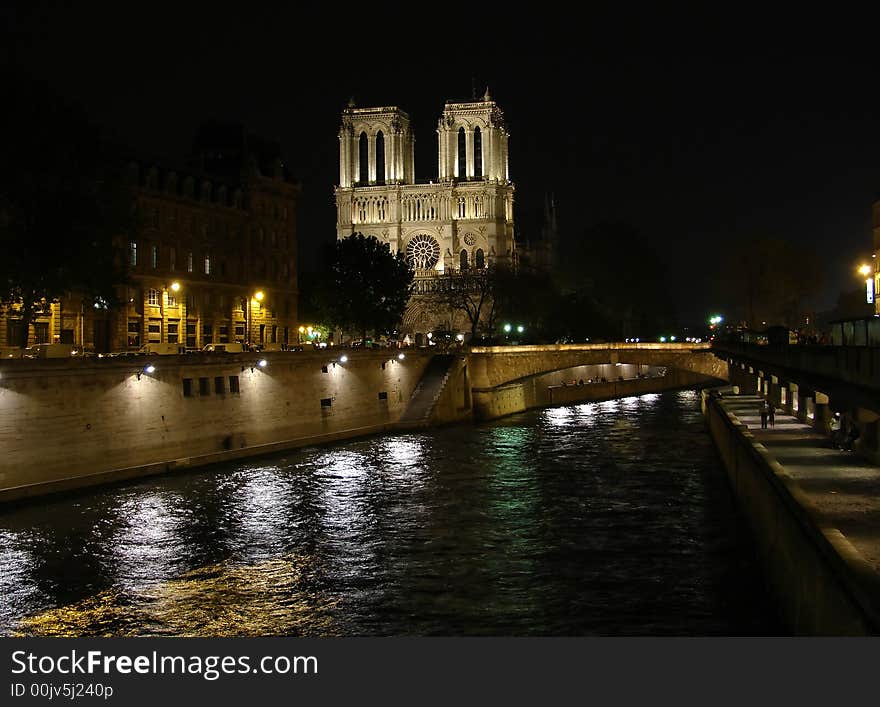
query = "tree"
xmin=556 ymin=222 xmax=675 ymax=339
xmin=0 ymin=76 xmax=135 ymax=346
xmin=317 ymin=233 xmax=413 ymax=340
xmin=431 ymin=266 xmax=499 ymax=338
xmin=717 ymin=236 xmax=823 ymax=329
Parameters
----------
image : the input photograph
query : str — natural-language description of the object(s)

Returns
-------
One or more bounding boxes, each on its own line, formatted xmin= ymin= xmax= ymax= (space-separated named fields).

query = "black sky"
xmin=4 ymin=5 xmax=880 ymax=326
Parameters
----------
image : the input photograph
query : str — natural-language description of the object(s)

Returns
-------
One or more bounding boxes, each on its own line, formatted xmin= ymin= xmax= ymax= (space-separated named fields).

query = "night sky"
xmin=4 ymin=5 xmax=880 ymax=326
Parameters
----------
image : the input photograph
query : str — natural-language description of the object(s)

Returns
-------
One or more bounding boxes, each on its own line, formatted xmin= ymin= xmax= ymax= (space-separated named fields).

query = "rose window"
xmin=463 ymin=233 xmax=476 ymax=246
xmin=406 ymin=234 xmax=441 ymax=269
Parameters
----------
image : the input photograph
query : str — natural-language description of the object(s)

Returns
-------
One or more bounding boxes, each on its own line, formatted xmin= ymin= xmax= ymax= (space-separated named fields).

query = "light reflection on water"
xmin=0 ymin=390 xmax=784 ymax=636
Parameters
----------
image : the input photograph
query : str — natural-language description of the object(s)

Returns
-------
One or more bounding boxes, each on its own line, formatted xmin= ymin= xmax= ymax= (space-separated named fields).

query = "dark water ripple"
xmin=0 ymin=390 xmax=785 ymax=636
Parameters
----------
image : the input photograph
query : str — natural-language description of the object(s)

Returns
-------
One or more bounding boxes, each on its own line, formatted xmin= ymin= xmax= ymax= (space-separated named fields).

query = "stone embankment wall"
xmin=703 ymin=391 xmax=880 ymax=635
xmin=0 ymin=347 xmax=722 ymax=501
xmin=0 ymin=350 xmax=433 ymax=501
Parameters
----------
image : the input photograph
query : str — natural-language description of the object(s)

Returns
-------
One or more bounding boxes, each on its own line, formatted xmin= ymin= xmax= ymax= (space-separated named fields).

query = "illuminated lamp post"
xmin=858 ymin=264 xmax=874 ymax=306
xmin=245 ymin=290 xmax=265 ymax=350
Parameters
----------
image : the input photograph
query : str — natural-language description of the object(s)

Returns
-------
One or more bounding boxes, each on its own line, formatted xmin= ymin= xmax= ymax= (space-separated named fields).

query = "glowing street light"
xmin=245 ymin=290 xmax=266 ymax=349
xmin=517 ymin=325 xmax=525 ymax=333
xmin=503 ymin=323 xmax=512 ymax=333
xmin=859 ymin=264 xmax=875 ymax=304
xmin=169 ymin=281 xmax=181 ymax=293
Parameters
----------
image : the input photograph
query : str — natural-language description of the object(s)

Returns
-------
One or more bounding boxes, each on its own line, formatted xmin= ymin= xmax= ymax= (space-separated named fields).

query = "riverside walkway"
xmin=721 ymin=394 xmax=880 ymax=576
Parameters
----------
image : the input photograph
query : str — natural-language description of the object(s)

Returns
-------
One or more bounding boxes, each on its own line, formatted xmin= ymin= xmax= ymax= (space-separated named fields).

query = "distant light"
xmin=258 ymin=359 xmax=267 ymax=368
xmin=170 ymin=281 xmax=181 ymax=292
xmin=427 ymin=332 xmax=433 ymax=339
xmin=398 ymin=353 xmax=405 ymax=360
xmin=859 ymin=264 xmax=871 ymax=277
xmin=517 ymin=325 xmax=524 ymax=333
xmin=670 ymin=336 xmax=676 ymax=341
xmin=660 ymin=336 xmax=667 ymax=343
xmin=635 ymin=338 xmax=639 ymax=343
xmin=144 ymin=365 xmax=156 ymax=374
xmin=299 ymin=326 xmax=305 ymax=333
xmin=254 ymin=291 xmax=265 ymax=302
xmin=456 ymin=333 xmax=464 ymax=341
xmin=339 ymin=355 xmax=348 ymax=363
xmin=503 ymin=324 xmax=511 ymax=333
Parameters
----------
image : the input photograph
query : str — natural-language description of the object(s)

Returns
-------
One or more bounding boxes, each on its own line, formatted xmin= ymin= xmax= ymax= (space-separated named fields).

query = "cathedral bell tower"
xmin=437 ymin=88 xmax=509 ymax=183
xmin=338 ymin=101 xmax=414 ymax=188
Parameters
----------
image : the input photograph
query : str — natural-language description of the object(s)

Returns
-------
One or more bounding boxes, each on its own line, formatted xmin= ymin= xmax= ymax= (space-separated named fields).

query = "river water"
xmin=0 ymin=390 xmax=785 ymax=636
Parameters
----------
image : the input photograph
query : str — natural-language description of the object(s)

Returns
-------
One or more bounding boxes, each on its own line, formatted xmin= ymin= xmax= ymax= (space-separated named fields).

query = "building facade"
xmin=1 ymin=125 xmax=300 ymax=353
xmin=334 ymin=92 xmax=516 ymax=334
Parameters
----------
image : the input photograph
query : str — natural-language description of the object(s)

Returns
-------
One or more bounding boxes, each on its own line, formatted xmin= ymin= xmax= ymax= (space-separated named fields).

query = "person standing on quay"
xmin=759 ymin=402 xmax=769 ymax=429
xmin=768 ymin=403 xmax=775 ymax=428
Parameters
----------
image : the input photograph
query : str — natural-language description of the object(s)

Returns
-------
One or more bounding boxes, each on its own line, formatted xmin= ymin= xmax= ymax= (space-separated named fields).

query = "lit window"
xmin=204 ymin=255 xmax=211 ymax=275
xmin=129 ymin=242 xmax=138 ymax=266
xmin=167 ymin=294 xmax=177 ymax=308
xmin=147 ymin=289 xmax=160 ymax=306
xmin=151 ymin=245 xmax=158 ymax=269
xmin=187 ymin=252 xmax=193 ymax=273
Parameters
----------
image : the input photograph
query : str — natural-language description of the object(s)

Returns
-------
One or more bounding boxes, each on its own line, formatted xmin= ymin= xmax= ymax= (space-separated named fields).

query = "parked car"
xmin=22 ymin=343 xmax=75 ymax=359
xmin=138 ymin=343 xmax=185 ymax=355
xmin=202 ymin=342 xmax=247 ymax=353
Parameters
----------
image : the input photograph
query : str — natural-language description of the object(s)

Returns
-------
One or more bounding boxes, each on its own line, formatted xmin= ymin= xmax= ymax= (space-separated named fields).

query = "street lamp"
xmin=858 ymin=264 xmax=874 ymax=304
xmin=245 ymin=290 xmax=265 ymax=350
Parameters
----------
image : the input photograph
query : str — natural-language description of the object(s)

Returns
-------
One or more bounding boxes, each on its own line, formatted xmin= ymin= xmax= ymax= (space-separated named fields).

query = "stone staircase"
xmin=397 ymin=354 xmax=456 ymax=428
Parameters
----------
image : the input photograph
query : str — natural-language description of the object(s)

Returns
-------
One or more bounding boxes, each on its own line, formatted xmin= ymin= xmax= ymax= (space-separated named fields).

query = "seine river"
xmin=0 ymin=390 xmax=785 ymax=636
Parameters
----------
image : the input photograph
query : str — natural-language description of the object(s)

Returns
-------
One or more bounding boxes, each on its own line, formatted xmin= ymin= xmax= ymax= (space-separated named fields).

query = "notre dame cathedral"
xmin=334 ymin=90 xmax=517 ymax=337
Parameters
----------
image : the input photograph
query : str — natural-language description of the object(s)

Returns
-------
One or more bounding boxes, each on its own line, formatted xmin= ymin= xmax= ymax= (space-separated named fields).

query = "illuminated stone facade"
xmin=334 ymin=93 xmax=516 ymax=334
xmin=0 ymin=126 xmax=300 ymax=353
xmin=117 ymin=155 xmax=300 ymax=353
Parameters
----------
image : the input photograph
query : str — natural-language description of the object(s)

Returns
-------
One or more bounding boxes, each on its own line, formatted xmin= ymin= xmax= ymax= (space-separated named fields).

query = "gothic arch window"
xmin=474 ymin=127 xmax=482 ymax=178
xmin=375 ymin=131 xmax=385 ymax=185
xmin=358 ymin=131 xmax=369 ymax=185
xmin=475 ymin=248 xmax=485 ymax=269
xmin=406 ymin=234 xmax=440 ymax=270
xmin=460 ymin=249 xmax=468 ymax=270
xmin=457 ymin=127 xmax=466 ymax=179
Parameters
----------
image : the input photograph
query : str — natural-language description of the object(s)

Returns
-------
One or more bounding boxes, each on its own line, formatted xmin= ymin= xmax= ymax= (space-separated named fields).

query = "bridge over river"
xmin=460 ymin=342 xmax=728 ymax=420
